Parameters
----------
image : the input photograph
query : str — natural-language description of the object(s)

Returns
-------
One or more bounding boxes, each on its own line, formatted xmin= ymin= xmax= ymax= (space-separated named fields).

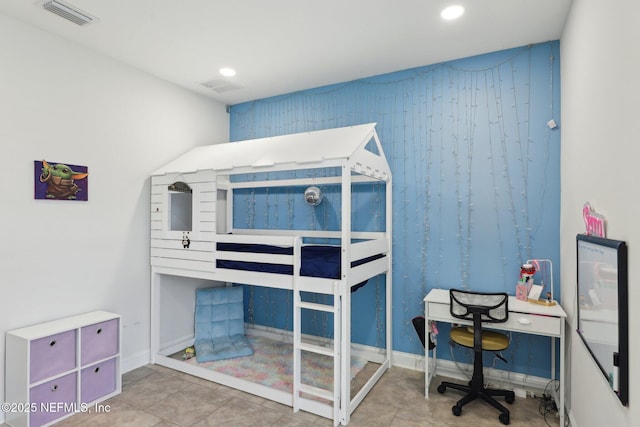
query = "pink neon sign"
xmin=583 ymin=202 xmax=605 ymax=237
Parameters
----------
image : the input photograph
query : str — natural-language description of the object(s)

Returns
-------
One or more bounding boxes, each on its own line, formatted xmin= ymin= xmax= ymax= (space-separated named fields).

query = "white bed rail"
xmin=230 ymin=228 xmax=387 ymax=241
xmin=216 ymin=233 xmax=297 ymax=246
xmin=216 ymin=234 xmax=388 ymax=268
xmin=350 ymin=238 xmax=389 ymax=262
xmin=216 ymin=234 xmax=296 ymax=264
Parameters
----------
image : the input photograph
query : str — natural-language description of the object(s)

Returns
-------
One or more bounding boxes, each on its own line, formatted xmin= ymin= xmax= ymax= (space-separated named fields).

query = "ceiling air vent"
xmin=40 ymin=0 xmax=95 ymax=26
xmin=200 ymin=78 xmax=243 ymax=93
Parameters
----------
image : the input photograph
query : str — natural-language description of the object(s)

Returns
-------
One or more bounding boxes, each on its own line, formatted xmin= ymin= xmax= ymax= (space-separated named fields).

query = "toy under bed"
xmin=216 ymin=243 xmax=385 ymax=291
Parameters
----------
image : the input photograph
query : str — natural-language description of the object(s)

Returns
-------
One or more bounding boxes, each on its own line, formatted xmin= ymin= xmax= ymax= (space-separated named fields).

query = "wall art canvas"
xmin=34 ymin=160 xmax=89 ymax=201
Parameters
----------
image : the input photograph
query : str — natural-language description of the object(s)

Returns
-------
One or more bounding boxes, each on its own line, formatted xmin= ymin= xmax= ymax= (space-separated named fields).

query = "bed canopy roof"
xmin=152 ymin=123 xmax=390 ymax=181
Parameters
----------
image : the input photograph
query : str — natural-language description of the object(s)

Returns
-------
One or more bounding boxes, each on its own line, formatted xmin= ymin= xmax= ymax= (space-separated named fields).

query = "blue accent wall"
xmin=229 ymin=42 xmax=561 ymax=378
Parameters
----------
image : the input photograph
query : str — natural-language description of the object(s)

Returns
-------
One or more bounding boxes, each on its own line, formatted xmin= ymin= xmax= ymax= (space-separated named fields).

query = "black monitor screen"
xmin=576 ymin=234 xmax=628 ymax=406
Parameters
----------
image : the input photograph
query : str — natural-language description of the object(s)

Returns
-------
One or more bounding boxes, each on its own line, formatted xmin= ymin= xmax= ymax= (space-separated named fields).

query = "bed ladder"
xmin=292 ymin=238 xmax=342 ymax=425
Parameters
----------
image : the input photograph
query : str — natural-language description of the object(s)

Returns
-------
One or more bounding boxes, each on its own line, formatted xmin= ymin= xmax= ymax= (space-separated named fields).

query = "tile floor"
xmin=5 ymin=365 xmax=560 ymax=427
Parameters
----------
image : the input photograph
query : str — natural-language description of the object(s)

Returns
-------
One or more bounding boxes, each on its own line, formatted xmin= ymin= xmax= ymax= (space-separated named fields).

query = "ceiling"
xmin=0 ymin=0 xmax=572 ymax=105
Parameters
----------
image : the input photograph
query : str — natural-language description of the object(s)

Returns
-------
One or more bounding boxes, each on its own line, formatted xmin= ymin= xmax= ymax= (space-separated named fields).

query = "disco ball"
xmin=304 ymin=186 xmax=323 ymax=206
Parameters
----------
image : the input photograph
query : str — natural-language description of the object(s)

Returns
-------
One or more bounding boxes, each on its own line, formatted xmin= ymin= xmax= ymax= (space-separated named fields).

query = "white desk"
xmin=424 ymin=289 xmax=566 ymax=427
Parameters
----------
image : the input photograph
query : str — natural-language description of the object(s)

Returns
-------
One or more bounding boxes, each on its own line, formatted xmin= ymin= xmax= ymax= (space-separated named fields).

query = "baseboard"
xmin=391 ymin=349 xmax=555 ymax=396
xmin=391 ymin=349 xmax=426 ymax=372
xmin=568 ymin=408 xmax=577 ymax=427
xmin=121 ymin=349 xmax=151 ymax=374
xmin=245 ymin=324 xmax=388 ymax=364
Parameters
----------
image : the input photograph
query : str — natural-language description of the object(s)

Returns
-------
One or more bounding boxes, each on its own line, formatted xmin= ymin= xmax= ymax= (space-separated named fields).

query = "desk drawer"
xmin=427 ymin=302 xmax=453 ymax=320
xmin=427 ymin=302 xmax=561 ymax=336
xmin=503 ymin=313 xmax=561 ymax=336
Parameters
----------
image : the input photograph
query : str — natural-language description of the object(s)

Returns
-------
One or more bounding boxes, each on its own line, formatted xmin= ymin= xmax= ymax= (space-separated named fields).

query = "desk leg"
xmin=425 ymin=344 xmax=430 ymax=399
xmin=550 ymin=328 xmax=565 ymax=427
xmin=551 ymin=338 xmax=556 ymax=384
xmin=424 ymin=320 xmax=436 ymax=399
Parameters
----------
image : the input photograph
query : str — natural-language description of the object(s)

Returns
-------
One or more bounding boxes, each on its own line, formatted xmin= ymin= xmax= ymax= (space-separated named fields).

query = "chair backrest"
xmin=449 ymin=289 xmax=509 ymax=324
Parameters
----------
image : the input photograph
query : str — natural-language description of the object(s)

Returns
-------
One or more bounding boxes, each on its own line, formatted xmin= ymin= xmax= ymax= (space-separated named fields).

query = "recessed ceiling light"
xmin=219 ymin=67 xmax=236 ymax=77
xmin=441 ymin=5 xmax=464 ymax=20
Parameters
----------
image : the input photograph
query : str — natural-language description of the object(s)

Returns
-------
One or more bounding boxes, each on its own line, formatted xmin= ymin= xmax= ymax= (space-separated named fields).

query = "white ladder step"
xmin=297 ymin=301 xmax=336 ymax=313
xmin=299 ymin=383 xmax=334 ymax=401
xmin=298 ymin=342 xmax=335 ymax=357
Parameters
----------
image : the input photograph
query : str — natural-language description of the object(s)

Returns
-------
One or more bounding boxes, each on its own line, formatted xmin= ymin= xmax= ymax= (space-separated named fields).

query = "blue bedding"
xmin=216 ymin=243 xmax=384 ymax=290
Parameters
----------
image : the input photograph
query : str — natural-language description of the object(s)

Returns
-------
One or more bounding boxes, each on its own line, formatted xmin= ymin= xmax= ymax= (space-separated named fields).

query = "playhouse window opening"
xmin=169 ymin=191 xmax=193 ymax=231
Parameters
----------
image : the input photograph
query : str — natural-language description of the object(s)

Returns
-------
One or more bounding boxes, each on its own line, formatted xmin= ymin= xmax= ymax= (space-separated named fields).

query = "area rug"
xmin=182 ymin=334 xmax=366 ymax=394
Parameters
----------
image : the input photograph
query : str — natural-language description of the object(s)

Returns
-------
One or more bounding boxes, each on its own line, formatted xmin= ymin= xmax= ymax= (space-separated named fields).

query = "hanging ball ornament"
xmin=304 ymin=186 xmax=323 ymax=206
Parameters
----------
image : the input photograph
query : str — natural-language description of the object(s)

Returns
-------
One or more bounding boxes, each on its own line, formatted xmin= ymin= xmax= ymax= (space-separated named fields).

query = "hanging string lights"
xmin=230 ymin=43 xmax=560 ymax=373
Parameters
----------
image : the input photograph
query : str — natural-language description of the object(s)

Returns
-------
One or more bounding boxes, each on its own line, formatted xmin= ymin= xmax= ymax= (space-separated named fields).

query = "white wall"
xmin=0 ymin=12 xmax=228 ymax=416
xmin=561 ymin=0 xmax=640 ymax=425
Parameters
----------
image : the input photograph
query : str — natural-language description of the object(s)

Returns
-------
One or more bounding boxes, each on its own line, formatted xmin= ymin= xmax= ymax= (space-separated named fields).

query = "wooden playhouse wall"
xmin=150 ymin=170 xmax=217 ymax=272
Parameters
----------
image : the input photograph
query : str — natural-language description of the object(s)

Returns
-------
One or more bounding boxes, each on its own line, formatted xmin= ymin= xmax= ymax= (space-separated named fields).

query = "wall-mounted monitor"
xmin=576 ymin=234 xmax=628 ymax=406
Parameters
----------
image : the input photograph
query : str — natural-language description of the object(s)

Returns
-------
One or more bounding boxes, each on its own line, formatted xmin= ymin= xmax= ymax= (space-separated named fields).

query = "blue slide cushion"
xmin=194 ymin=286 xmax=253 ymax=362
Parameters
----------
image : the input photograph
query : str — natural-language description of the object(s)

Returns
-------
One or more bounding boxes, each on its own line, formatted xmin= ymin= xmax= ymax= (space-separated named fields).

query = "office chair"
xmin=437 ymin=289 xmax=515 ymax=425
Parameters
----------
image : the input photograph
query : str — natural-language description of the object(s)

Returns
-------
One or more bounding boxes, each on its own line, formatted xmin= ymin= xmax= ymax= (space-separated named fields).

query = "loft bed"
xmin=149 ymin=123 xmax=392 ymax=426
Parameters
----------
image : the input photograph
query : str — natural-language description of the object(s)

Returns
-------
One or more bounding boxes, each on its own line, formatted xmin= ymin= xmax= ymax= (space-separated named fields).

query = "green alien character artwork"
xmin=35 ymin=160 xmax=89 ymax=201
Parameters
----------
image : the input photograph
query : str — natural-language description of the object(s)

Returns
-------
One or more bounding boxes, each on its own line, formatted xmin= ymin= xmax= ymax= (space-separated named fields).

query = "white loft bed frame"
xmin=149 ymin=124 xmax=392 ymax=426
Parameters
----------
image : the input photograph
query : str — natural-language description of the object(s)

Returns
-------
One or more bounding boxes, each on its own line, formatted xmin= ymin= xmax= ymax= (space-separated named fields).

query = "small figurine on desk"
xmin=522 ymin=259 xmax=557 ymax=306
xmin=516 ymin=263 xmax=536 ymax=301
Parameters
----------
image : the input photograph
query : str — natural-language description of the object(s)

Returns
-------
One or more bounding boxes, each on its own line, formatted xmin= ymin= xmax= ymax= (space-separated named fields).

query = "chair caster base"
xmin=499 ymin=412 xmax=510 ymax=425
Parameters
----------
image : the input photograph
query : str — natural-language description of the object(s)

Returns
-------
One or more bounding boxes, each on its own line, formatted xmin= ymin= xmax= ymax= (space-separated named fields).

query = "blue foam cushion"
xmin=194 ymin=286 xmax=253 ymax=362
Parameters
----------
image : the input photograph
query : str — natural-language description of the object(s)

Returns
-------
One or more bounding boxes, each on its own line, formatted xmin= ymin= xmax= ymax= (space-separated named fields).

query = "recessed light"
xmin=219 ymin=67 xmax=236 ymax=77
xmin=441 ymin=5 xmax=464 ymax=20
